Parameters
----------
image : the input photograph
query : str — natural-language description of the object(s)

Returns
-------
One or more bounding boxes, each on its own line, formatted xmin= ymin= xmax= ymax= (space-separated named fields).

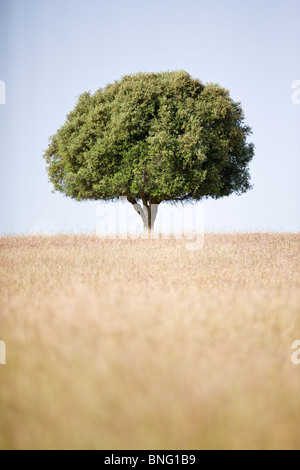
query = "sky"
xmin=0 ymin=0 xmax=299 ymax=235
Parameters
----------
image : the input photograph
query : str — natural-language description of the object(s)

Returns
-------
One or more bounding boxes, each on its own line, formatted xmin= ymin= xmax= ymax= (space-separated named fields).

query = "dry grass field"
xmin=0 ymin=233 xmax=299 ymax=450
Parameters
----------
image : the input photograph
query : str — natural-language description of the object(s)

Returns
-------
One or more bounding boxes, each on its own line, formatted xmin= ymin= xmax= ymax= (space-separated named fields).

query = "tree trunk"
xmin=144 ymin=204 xmax=158 ymax=232
xmin=127 ymin=197 xmax=159 ymax=233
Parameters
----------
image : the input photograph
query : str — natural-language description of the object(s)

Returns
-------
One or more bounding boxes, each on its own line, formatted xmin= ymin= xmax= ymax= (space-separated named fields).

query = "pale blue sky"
xmin=0 ymin=0 xmax=299 ymax=234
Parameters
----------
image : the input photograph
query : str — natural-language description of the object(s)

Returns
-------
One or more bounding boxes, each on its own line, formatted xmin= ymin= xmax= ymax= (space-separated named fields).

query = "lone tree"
xmin=44 ymin=71 xmax=254 ymax=231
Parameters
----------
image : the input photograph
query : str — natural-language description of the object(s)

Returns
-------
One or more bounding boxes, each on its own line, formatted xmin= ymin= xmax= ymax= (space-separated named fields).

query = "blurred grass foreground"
xmin=0 ymin=234 xmax=299 ymax=450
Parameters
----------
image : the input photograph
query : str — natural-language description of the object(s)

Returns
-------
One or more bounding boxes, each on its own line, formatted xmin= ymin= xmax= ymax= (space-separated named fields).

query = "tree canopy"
xmin=44 ymin=71 xmax=254 ymax=230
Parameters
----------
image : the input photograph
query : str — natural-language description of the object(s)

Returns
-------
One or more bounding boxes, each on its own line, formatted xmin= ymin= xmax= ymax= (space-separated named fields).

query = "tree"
xmin=44 ymin=71 xmax=254 ymax=231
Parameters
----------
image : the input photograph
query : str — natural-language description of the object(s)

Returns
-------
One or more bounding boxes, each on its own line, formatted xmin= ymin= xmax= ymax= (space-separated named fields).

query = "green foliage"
xmin=44 ymin=71 xmax=254 ymax=208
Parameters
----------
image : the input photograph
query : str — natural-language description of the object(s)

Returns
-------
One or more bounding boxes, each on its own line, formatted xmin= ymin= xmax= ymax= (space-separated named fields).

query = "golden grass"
xmin=0 ymin=233 xmax=299 ymax=450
